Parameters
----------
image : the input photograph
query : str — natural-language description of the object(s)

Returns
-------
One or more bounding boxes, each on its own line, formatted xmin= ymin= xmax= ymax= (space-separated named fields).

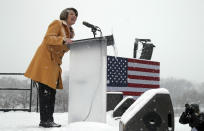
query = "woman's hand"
xmin=63 ymin=38 xmax=72 ymax=44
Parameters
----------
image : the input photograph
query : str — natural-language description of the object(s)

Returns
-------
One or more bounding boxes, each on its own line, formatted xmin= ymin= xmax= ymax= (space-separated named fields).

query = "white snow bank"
xmin=121 ymin=88 xmax=169 ymax=124
xmin=0 ymin=111 xmax=191 ymax=131
xmin=67 ymin=122 xmax=117 ymax=131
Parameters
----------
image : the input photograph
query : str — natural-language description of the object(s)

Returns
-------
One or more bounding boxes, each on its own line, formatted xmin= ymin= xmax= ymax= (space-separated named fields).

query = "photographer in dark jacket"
xmin=179 ymin=103 xmax=204 ymax=131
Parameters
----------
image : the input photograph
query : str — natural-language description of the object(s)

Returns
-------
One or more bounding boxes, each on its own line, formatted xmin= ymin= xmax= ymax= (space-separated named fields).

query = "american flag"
xmin=107 ymin=56 xmax=160 ymax=99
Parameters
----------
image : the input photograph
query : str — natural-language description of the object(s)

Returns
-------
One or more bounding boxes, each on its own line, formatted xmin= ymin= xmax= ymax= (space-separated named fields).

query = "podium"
xmin=68 ymin=36 xmax=114 ymax=123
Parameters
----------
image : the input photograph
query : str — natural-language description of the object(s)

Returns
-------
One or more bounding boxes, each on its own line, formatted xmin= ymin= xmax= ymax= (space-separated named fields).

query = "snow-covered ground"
xmin=0 ymin=111 xmax=191 ymax=131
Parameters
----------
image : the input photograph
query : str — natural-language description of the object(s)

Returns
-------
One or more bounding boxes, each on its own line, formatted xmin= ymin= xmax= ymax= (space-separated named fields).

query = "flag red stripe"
xmin=128 ymin=59 xmax=160 ymax=66
xmin=128 ymin=83 xmax=160 ymax=88
xmin=128 ymin=67 xmax=160 ymax=73
xmin=128 ymin=75 xmax=160 ymax=81
xmin=123 ymin=91 xmax=144 ymax=96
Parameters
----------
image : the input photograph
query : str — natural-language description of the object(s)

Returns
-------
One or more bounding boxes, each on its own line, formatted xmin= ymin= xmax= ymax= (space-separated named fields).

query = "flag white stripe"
xmin=128 ymin=62 xmax=160 ymax=70
xmin=107 ymin=86 xmax=154 ymax=92
xmin=128 ymin=71 xmax=159 ymax=77
xmin=128 ymin=78 xmax=160 ymax=85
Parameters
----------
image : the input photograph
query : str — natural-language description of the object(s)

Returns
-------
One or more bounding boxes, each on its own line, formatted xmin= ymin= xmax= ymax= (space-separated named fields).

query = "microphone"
xmin=82 ymin=21 xmax=98 ymax=30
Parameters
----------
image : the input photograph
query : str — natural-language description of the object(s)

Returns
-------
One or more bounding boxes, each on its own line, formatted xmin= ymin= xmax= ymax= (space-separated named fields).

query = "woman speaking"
xmin=24 ymin=8 xmax=78 ymax=128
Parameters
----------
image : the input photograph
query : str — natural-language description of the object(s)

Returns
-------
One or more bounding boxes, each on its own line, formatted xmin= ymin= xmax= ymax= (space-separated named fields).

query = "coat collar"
xmin=62 ymin=20 xmax=68 ymax=26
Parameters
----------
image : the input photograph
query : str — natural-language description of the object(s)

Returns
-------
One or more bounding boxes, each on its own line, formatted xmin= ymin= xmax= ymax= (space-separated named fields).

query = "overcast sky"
xmin=0 ymin=0 xmax=204 ymax=83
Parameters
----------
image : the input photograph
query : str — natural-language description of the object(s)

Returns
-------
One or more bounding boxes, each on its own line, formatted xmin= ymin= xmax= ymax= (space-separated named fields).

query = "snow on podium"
xmin=68 ymin=35 xmax=174 ymax=131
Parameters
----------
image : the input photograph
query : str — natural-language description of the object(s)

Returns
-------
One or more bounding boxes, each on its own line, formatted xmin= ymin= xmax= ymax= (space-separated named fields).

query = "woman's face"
xmin=67 ymin=10 xmax=77 ymax=26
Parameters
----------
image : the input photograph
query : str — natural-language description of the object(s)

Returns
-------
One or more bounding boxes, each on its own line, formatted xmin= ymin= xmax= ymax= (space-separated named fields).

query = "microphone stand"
xmin=91 ymin=28 xmax=97 ymax=38
xmin=91 ymin=27 xmax=103 ymax=38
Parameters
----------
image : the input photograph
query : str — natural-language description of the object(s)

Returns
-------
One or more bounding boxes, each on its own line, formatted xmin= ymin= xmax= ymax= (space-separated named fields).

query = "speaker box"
xmin=107 ymin=92 xmax=123 ymax=111
xmin=140 ymin=43 xmax=155 ymax=60
xmin=120 ymin=89 xmax=174 ymax=131
xmin=113 ymin=96 xmax=135 ymax=117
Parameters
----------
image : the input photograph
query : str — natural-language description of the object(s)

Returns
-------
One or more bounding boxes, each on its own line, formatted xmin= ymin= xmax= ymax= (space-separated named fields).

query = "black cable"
xmin=82 ymin=39 xmax=104 ymax=121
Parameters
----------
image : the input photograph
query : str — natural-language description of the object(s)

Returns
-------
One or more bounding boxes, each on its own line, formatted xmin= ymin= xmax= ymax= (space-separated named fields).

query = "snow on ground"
xmin=0 ymin=111 xmax=191 ymax=131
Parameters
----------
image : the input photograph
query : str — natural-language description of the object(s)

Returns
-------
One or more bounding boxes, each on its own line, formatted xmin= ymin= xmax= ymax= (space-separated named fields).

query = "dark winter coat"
xmin=179 ymin=112 xmax=204 ymax=131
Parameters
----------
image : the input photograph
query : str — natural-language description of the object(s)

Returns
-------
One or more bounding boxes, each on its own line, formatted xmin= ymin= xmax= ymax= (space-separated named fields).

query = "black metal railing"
xmin=0 ymin=73 xmax=33 ymax=112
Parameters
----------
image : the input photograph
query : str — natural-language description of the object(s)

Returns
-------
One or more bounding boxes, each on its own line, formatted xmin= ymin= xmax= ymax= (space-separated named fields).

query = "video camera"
xmin=179 ymin=103 xmax=204 ymax=131
xmin=185 ymin=103 xmax=200 ymax=115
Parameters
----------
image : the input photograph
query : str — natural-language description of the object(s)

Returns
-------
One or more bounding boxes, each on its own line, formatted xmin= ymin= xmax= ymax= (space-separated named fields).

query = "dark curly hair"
xmin=60 ymin=8 xmax=78 ymax=21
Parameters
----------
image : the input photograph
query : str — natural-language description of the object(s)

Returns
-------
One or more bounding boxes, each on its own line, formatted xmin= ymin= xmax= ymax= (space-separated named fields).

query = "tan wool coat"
xmin=24 ymin=20 xmax=71 ymax=89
